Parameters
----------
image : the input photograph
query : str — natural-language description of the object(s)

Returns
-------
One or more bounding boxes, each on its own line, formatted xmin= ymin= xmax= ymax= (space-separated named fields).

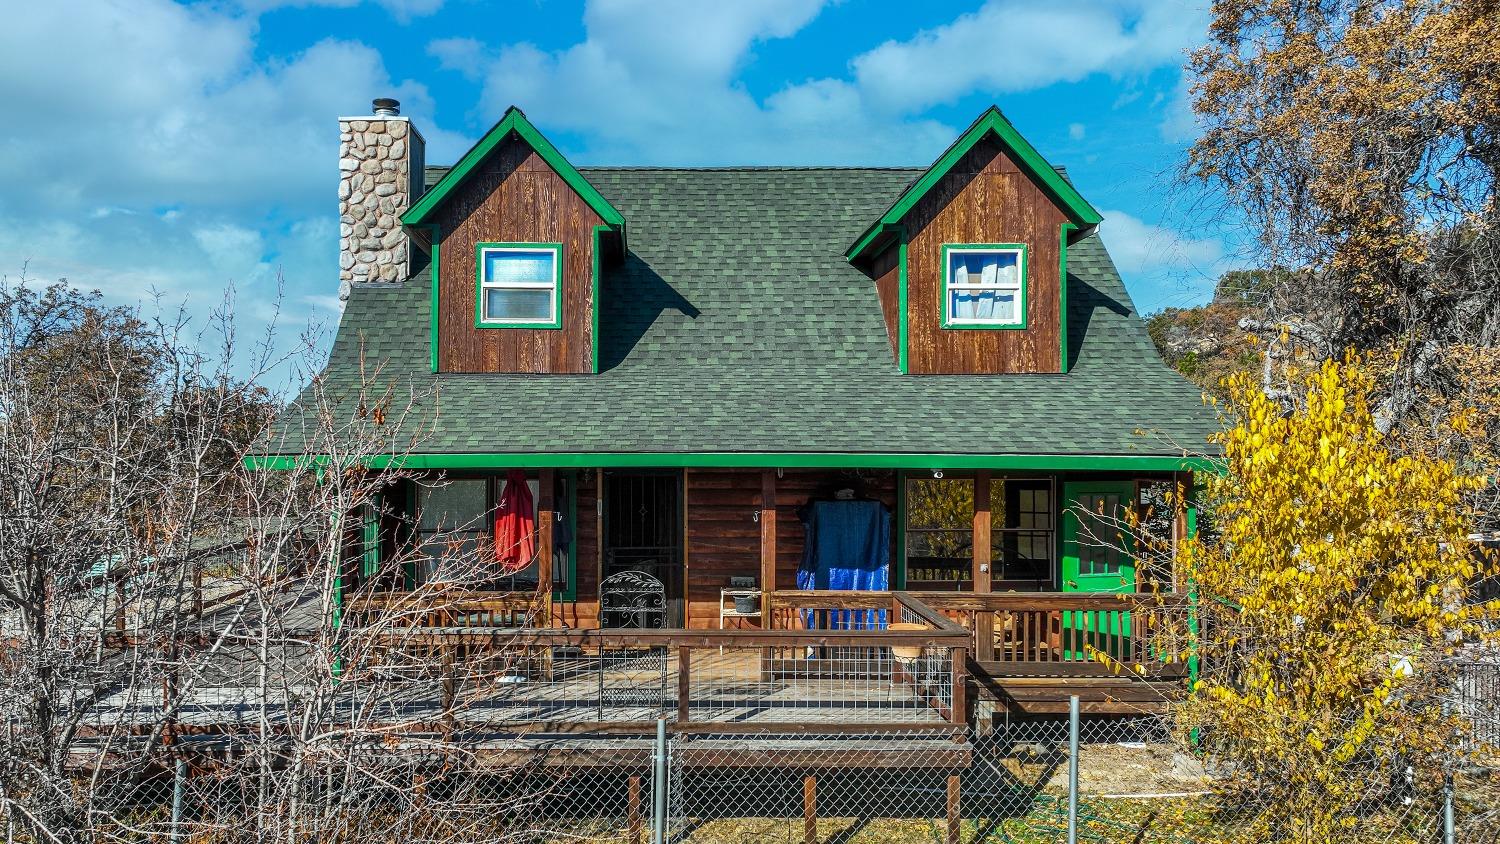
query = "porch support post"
xmin=538 ymin=468 xmax=555 ymax=626
xmin=760 ymin=470 xmax=777 ymax=620
xmin=1171 ymin=470 xmax=1194 ymax=593
xmin=973 ymin=470 xmax=994 ymax=661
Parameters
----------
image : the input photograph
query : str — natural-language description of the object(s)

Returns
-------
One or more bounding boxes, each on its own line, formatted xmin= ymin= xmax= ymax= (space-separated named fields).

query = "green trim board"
xmin=426 ymin=224 xmax=440 ymax=372
xmin=473 ymin=242 xmax=565 ymax=330
xmin=557 ymin=470 xmax=578 ymax=601
xmin=401 ymin=107 xmax=626 ymax=231
xmin=894 ymin=469 xmax=907 ymax=589
xmin=938 ymin=243 xmax=1029 ymax=330
xmin=1058 ymin=223 xmax=1077 ymax=372
xmin=845 ymin=107 xmax=1104 ymax=264
xmin=250 ymin=451 xmax=1217 ymax=473
xmin=590 ymin=225 xmax=607 ymax=373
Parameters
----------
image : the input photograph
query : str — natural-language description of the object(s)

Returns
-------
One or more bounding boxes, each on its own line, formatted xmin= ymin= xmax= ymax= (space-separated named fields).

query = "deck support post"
xmin=628 ymin=775 xmax=643 ymax=844
xmin=538 ymin=468 xmax=555 ymax=626
xmin=973 ymin=470 xmax=993 ymax=661
xmin=945 ymin=773 xmax=961 ymax=844
xmin=677 ymin=647 xmax=691 ymax=724
xmin=759 ymin=470 xmax=777 ymax=620
xmin=803 ymin=775 xmax=817 ymax=844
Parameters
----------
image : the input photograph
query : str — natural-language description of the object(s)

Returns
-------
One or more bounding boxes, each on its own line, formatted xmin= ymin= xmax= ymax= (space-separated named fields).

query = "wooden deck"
xmin=81 ymin=588 xmax=1189 ymax=775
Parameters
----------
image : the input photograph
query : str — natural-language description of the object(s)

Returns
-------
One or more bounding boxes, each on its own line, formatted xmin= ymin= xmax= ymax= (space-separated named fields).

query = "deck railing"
xmin=331 ymin=591 xmax=972 ymax=736
xmin=907 ymin=591 xmax=1193 ymax=678
xmin=343 ymin=589 xmax=542 ymax=628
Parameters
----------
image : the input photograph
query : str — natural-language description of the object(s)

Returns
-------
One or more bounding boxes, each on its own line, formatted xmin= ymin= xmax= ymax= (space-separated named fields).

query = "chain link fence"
xmin=14 ymin=696 xmax=1497 ymax=844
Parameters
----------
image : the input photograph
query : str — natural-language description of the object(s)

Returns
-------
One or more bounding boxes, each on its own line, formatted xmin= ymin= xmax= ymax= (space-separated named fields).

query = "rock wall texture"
xmin=338 ymin=116 xmax=425 ymax=298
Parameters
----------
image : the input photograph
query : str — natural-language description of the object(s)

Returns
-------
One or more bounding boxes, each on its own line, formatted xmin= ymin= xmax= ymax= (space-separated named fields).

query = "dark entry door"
xmin=603 ymin=471 xmax=683 ymax=626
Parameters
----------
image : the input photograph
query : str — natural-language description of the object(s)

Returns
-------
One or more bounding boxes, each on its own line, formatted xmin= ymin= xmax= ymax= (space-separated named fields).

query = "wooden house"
xmin=255 ymin=99 xmax=1217 ymax=734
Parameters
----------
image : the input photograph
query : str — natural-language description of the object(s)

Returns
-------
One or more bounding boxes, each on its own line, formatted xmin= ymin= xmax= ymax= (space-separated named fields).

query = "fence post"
xmin=1441 ymin=696 xmax=1456 ymax=844
xmin=652 ymin=717 xmax=668 ymax=844
xmin=1067 ymin=695 xmax=1080 ymax=844
xmin=171 ymin=757 xmax=186 ymax=842
xmin=1443 ymin=769 xmax=1455 ymax=844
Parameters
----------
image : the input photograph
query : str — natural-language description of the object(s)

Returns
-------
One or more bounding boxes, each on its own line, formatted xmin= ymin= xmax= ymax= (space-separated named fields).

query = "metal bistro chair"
xmin=596 ymin=570 xmax=669 ymax=715
xmin=599 ymin=569 xmax=668 ymax=629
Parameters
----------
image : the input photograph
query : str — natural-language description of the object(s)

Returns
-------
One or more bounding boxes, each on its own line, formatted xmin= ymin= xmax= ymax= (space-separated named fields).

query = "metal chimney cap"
xmin=372 ymin=98 xmax=400 ymax=117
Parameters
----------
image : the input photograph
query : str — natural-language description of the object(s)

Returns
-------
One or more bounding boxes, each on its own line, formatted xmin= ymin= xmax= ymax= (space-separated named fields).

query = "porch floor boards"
xmin=86 ymin=649 xmax=955 ymax=733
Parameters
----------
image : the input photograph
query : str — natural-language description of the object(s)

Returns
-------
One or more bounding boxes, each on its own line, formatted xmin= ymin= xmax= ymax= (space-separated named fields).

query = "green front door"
xmin=1060 ymin=481 xmax=1136 ymax=660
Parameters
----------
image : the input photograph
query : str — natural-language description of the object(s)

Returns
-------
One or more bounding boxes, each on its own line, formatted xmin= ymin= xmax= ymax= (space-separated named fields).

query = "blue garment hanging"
xmin=796 ymin=499 xmax=891 ymax=630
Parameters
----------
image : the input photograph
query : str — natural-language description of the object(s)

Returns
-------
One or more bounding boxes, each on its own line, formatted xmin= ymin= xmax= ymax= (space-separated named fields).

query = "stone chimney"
xmin=338 ymin=97 xmax=426 ymax=298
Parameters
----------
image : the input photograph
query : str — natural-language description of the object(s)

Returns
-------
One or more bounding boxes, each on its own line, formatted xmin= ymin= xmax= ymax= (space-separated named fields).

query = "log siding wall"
xmin=433 ymin=135 xmax=601 ymax=373
xmin=903 ymin=136 xmax=1067 ymax=374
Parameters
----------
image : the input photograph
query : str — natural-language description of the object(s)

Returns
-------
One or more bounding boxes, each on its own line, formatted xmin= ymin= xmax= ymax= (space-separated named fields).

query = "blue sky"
xmin=2 ymin=0 xmax=1238 ymax=392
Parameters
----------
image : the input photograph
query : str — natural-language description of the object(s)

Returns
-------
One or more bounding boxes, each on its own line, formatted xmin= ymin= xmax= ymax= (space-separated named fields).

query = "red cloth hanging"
xmin=494 ymin=469 xmax=536 ymax=574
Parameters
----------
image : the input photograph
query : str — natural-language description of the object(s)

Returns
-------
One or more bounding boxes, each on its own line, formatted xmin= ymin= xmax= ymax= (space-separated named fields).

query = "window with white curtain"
xmin=477 ymin=244 xmax=561 ymax=326
xmin=943 ymin=245 xmax=1026 ymax=327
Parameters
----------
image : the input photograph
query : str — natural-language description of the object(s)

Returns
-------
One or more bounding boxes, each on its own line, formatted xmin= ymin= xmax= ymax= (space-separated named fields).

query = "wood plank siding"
xmin=870 ymin=242 xmax=901 ymax=361
xmin=682 ymin=469 xmax=896 ymax=629
xmin=433 ymin=135 xmax=601 ymax=373
xmin=550 ymin=469 xmax=896 ymax=630
xmin=903 ymin=135 xmax=1067 ymax=374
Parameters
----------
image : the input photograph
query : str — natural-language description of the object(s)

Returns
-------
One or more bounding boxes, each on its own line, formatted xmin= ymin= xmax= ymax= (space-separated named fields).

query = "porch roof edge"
xmin=245 ymin=451 xmax=1221 ymax=473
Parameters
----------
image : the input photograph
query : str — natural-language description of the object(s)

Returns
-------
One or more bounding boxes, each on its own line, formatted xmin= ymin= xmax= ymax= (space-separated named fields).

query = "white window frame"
xmin=941 ymin=244 xmax=1028 ymax=329
xmin=476 ymin=243 xmax=563 ymax=328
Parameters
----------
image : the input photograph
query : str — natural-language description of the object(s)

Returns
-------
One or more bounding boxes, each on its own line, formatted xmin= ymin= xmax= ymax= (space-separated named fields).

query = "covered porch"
xmin=341 ymin=463 xmax=1199 ymax=720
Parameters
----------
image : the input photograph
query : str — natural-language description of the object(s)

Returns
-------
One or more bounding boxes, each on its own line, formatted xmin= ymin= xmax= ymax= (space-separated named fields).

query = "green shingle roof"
xmin=266 ymin=166 xmax=1217 ymax=462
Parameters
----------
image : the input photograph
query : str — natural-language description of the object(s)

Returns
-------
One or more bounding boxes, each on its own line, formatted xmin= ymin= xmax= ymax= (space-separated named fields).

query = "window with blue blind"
xmin=475 ymin=243 xmax=563 ymax=328
xmin=941 ymin=244 xmax=1027 ymax=328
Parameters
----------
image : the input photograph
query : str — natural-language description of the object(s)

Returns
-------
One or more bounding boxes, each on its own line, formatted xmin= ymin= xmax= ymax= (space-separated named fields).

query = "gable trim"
xmin=401 ymin=106 xmax=626 ymax=230
xmin=845 ymin=107 xmax=1102 ymax=264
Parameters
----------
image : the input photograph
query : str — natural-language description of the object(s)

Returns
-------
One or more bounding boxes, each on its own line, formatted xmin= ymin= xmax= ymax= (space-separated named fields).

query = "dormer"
xmin=402 ymin=107 xmax=626 ymax=374
xmin=847 ymin=107 xmax=1102 ymax=374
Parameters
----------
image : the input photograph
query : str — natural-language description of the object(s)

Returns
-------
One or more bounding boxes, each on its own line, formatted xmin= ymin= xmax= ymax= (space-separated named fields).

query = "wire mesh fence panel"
xmin=17 ymin=716 xmax=1500 ymax=844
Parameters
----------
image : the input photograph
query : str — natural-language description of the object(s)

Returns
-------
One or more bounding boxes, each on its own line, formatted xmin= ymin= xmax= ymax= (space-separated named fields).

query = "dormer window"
xmin=476 ymin=243 xmax=563 ymax=329
xmin=941 ymin=244 xmax=1027 ymax=329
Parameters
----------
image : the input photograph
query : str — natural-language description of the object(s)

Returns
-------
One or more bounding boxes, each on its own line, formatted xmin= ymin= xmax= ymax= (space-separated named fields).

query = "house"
xmin=255 ymin=98 xmax=1217 ymax=732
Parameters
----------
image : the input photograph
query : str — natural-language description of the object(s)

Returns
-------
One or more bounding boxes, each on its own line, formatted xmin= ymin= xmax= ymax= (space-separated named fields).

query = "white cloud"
xmin=435 ymin=0 xmax=1206 ymax=165
xmin=1158 ymin=74 xmax=1200 ymax=143
xmin=1101 ymin=208 xmax=1222 ymax=274
xmin=234 ymin=0 xmax=446 ymax=23
xmin=1099 ymin=208 xmax=1227 ymax=309
xmin=0 ymin=0 xmax=468 ymax=390
xmin=1068 ymin=122 xmax=1087 ymax=140
xmin=849 ymin=1 xmax=1204 ymax=113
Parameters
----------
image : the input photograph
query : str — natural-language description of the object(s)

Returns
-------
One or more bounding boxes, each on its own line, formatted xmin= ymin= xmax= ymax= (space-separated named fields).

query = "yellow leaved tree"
xmin=1176 ymin=356 xmax=1497 ymax=842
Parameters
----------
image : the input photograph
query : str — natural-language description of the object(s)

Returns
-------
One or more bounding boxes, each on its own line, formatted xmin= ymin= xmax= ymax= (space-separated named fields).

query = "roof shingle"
xmin=267 ymin=167 xmax=1216 ymax=459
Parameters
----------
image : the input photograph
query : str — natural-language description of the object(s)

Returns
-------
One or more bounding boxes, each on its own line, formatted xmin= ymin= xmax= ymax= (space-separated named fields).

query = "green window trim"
xmin=846 ymin=106 xmax=1103 ymax=264
xmin=474 ymin=242 xmax=564 ymax=330
xmin=939 ymin=243 xmax=1029 ymax=331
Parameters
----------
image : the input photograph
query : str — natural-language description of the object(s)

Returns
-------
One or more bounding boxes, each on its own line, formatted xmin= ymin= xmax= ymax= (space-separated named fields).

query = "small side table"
xmin=719 ymin=588 xmax=762 ymax=648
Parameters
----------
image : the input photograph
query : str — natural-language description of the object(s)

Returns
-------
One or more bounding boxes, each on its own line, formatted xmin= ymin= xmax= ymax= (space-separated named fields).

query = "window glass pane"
xmin=484 ymin=287 xmax=553 ymax=322
xmin=419 ymin=535 xmax=485 ymax=582
xmin=950 ymin=250 xmax=1018 ymax=284
xmin=484 ymin=250 xmax=554 ymax=284
xmin=907 ymin=478 xmax=972 ymax=530
xmin=993 ymin=479 xmax=1052 ymax=582
xmin=947 ymin=249 xmax=1021 ymax=324
xmin=417 ymin=480 xmax=488 ymax=530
